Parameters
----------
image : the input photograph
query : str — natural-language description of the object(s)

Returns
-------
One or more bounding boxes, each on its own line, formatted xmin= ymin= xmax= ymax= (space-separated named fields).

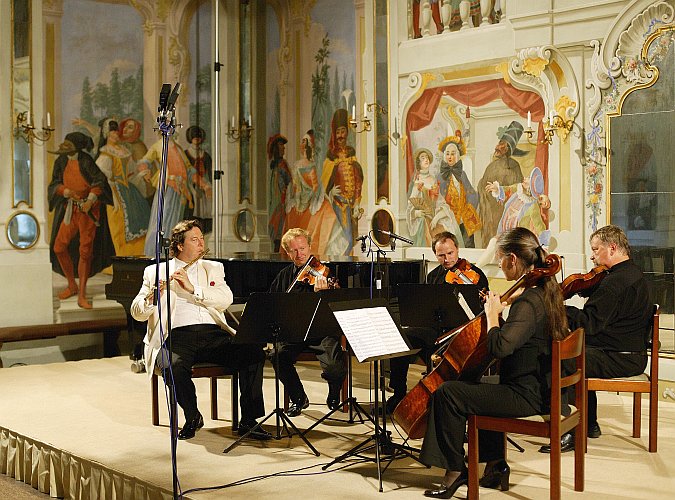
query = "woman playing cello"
xmin=420 ymin=227 xmax=568 ymax=498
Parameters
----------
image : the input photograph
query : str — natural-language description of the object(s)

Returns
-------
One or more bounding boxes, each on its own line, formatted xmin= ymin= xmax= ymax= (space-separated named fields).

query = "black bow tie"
xmin=441 ymin=161 xmax=463 ymax=181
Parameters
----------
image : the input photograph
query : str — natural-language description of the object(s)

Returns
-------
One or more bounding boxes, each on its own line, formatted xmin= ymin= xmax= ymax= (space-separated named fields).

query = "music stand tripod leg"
xmin=223 ymin=327 xmax=320 ymax=456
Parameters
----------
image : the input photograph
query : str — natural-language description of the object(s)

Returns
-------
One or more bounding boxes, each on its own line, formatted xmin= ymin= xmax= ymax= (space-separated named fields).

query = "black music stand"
xmin=223 ymin=292 xmax=321 ymax=456
xmin=302 ymin=288 xmax=377 ymax=434
xmin=397 ymin=283 xmax=481 ymax=332
xmin=321 ymin=299 xmax=423 ymax=492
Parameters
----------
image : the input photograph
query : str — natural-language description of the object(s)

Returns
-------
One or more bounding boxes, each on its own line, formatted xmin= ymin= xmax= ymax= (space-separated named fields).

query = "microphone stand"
xmin=153 ymin=84 xmax=182 ymax=500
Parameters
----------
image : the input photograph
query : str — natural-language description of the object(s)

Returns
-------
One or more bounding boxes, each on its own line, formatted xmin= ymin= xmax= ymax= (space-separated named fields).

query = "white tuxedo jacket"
xmin=130 ymin=258 xmax=236 ymax=378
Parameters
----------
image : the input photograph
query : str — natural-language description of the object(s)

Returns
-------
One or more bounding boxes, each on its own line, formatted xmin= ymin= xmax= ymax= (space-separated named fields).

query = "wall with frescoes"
xmin=0 ymin=0 xmax=673 ymax=335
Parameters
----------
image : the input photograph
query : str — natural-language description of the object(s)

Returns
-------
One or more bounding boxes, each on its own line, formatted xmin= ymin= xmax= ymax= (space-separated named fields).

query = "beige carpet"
xmin=1 ymin=356 xmax=674 ymax=499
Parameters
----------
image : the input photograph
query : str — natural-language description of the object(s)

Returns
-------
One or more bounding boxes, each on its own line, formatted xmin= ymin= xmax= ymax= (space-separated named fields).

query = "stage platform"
xmin=1 ymin=356 xmax=675 ymax=499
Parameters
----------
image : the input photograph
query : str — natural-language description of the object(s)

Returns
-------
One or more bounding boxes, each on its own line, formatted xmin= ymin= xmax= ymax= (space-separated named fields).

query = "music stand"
xmin=223 ymin=292 xmax=321 ymax=456
xmin=302 ymin=288 xmax=376 ymax=434
xmin=321 ymin=299 xmax=423 ymax=492
xmin=398 ymin=283 xmax=481 ymax=331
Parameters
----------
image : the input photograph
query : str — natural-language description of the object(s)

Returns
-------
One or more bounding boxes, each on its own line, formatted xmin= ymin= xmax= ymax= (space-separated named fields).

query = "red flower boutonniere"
xmin=210 ymin=281 xmax=215 ymax=286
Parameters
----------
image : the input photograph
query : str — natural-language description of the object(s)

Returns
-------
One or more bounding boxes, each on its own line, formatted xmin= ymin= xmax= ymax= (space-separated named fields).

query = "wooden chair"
xmin=468 ymin=327 xmax=586 ymax=500
xmin=152 ymin=362 xmax=239 ymax=430
xmin=586 ymin=304 xmax=660 ymax=452
xmin=283 ymin=337 xmax=350 ymax=413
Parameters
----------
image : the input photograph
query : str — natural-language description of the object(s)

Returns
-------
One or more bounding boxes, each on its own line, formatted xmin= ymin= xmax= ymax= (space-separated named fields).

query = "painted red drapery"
xmin=405 ymin=79 xmax=548 ymax=193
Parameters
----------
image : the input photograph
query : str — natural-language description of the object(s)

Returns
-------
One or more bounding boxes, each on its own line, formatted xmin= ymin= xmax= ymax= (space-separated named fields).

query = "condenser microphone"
xmin=158 ymin=83 xmax=171 ymax=113
xmin=376 ymin=229 xmax=414 ymax=245
xmin=166 ymin=83 xmax=182 ymax=110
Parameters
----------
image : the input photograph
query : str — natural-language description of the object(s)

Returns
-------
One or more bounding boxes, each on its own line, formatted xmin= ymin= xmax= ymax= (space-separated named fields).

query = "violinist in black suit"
xmin=386 ymin=231 xmax=489 ymax=413
xmin=268 ymin=228 xmax=347 ymax=417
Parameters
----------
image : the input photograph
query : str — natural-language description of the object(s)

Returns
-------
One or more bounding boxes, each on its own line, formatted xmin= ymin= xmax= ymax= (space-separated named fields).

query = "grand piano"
xmin=105 ymin=253 xmax=427 ymax=358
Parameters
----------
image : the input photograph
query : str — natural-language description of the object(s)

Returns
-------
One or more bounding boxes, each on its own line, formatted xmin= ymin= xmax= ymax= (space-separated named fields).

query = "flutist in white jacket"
xmin=131 ymin=219 xmax=271 ymax=440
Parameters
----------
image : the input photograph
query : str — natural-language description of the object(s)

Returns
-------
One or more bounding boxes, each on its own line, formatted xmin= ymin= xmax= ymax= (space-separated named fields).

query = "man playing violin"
xmin=131 ymin=219 xmax=271 ymax=441
xmin=268 ymin=227 xmax=347 ymax=416
xmin=541 ymin=224 xmax=651 ymax=453
xmin=386 ymin=231 xmax=489 ymax=413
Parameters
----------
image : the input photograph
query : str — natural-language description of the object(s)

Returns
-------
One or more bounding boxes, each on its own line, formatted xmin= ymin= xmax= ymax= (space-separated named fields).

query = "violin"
xmin=444 ymin=258 xmax=481 ymax=285
xmin=393 ymin=254 xmax=562 ymax=439
xmin=560 ymin=264 xmax=608 ymax=299
xmin=286 ymin=255 xmax=339 ymax=293
xmin=445 ymin=258 xmax=488 ymax=301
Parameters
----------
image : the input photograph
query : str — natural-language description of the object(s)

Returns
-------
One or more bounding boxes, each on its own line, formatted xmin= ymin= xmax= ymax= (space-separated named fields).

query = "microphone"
xmin=376 ymin=229 xmax=414 ymax=245
xmin=158 ymin=83 xmax=171 ymax=112
xmin=166 ymin=83 xmax=182 ymax=110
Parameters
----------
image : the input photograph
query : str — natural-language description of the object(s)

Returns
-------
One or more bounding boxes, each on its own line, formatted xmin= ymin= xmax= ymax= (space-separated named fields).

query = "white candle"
xmin=248 ymin=114 xmax=252 ymax=126
xmin=26 ymin=112 xmax=31 ymax=127
xmin=231 ymin=115 xmax=235 ymax=129
xmin=549 ymin=110 xmax=554 ymax=125
xmin=527 ymin=111 xmax=531 ymax=129
xmin=352 ymin=105 xmax=356 ymax=120
xmin=364 ymin=103 xmax=368 ymax=117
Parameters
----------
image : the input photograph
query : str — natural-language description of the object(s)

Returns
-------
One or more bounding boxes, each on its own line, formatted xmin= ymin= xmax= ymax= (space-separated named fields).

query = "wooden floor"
xmin=1 ymin=356 xmax=675 ymax=499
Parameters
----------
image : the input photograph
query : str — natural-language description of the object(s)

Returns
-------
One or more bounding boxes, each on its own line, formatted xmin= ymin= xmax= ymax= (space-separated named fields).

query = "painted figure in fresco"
xmin=407 ymin=148 xmax=440 ymax=247
xmin=140 ymin=134 xmax=197 ymax=257
xmin=267 ymin=134 xmax=291 ymax=253
xmin=321 ymin=108 xmax=365 ymax=256
xmin=486 ymin=166 xmax=551 ymax=246
xmin=284 ymin=130 xmax=335 ymax=254
xmin=477 ymin=120 xmax=526 ymax=247
xmin=431 ymin=131 xmax=481 ymax=248
xmin=118 ymin=118 xmax=152 ymax=201
xmin=95 ymin=119 xmax=150 ymax=256
xmin=48 ymin=132 xmax=114 ymax=309
xmin=184 ymin=125 xmax=213 ymax=234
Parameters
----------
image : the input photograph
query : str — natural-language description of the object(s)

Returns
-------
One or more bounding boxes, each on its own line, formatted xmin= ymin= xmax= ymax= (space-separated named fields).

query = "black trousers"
xmin=584 ymin=347 xmax=647 ymax=425
xmin=271 ymin=335 xmax=346 ymax=404
xmin=156 ymin=324 xmax=266 ymax=422
xmin=389 ymin=326 xmax=438 ymax=397
xmin=420 ymin=380 xmax=541 ymax=471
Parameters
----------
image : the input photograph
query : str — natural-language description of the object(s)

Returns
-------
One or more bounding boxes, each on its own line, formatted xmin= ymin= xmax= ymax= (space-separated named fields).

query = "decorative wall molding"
xmin=584 ymin=0 xmax=674 ymax=230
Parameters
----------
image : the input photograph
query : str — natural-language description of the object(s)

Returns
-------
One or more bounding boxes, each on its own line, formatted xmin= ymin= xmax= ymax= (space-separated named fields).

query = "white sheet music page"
xmin=333 ymin=306 xmax=409 ymax=362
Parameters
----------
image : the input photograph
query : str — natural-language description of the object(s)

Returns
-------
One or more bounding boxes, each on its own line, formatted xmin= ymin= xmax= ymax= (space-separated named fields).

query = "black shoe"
xmin=479 ymin=459 xmax=510 ymax=491
xmin=424 ymin=468 xmax=468 ymax=498
xmin=326 ymin=382 xmax=342 ymax=410
xmin=286 ymin=395 xmax=310 ymax=417
xmin=237 ymin=419 xmax=273 ymax=441
xmin=177 ymin=413 xmax=204 ymax=440
xmin=538 ymin=431 xmax=574 ymax=453
xmin=588 ymin=422 xmax=602 ymax=439
xmin=385 ymin=394 xmax=404 ymax=414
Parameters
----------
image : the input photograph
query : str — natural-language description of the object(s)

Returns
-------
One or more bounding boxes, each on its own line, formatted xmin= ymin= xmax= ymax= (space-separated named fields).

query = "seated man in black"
xmin=269 ymin=227 xmax=347 ymax=417
xmin=386 ymin=231 xmax=489 ymax=413
xmin=131 ymin=219 xmax=271 ymax=440
xmin=541 ymin=224 xmax=651 ymax=453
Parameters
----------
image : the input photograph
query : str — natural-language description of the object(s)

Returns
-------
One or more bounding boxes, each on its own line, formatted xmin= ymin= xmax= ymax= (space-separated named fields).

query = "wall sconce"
xmin=349 ymin=104 xmax=371 ymax=134
xmin=225 ymin=115 xmax=253 ymax=143
xmin=15 ymin=111 xmax=54 ymax=144
xmin=522 ymin=110 xmax=575 ymax=146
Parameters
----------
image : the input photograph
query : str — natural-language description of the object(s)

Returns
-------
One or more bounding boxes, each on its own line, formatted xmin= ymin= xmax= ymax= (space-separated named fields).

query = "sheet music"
xmin=456 ymin=290 xmax=475 ymax=320
xmin=333 ymin=306 xmax=410 ymax=362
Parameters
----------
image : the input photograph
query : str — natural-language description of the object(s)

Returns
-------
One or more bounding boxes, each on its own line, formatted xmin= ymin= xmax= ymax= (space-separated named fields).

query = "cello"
xmin=392 ymin=254 xmax=562 ymax=439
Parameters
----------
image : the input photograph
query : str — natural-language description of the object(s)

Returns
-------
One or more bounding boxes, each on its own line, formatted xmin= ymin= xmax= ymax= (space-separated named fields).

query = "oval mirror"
xmin=233 ymin=208 xmax=256 ymax=242
xmin=7 ymin=211 xmax=39 ymax=249
xmin=371 ymin=208 xmax=394 ymax=247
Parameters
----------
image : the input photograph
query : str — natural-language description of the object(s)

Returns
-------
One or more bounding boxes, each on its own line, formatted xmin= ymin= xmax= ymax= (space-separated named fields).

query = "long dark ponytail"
xmin=496 ymin=227 xmax=568 ymax=340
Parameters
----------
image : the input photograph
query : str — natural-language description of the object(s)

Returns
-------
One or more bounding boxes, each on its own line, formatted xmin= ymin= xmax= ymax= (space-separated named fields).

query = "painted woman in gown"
xmin=407 ymin=148 xmax=440 ymax=247
xmin=284 ymin=130 xmax=336 ymax=255
xmin=95 ymin=119 xmax=150 ymax=256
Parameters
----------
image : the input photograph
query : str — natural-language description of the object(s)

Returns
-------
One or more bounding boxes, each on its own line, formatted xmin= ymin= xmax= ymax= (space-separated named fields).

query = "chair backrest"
xmin=551 ymin=328 xmax=585 ymax=420
xmin=648 ymin=304 xmax=660 ymax=379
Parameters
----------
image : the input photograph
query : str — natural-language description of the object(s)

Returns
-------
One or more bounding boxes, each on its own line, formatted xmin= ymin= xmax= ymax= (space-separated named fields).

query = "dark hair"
xmin=496 ymin=227 xmax=568 ymax=341
xmin=431 ymin=231 xmax=459 ymax=253
xmin=169 ymin=219 xmax=203 ymax=257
